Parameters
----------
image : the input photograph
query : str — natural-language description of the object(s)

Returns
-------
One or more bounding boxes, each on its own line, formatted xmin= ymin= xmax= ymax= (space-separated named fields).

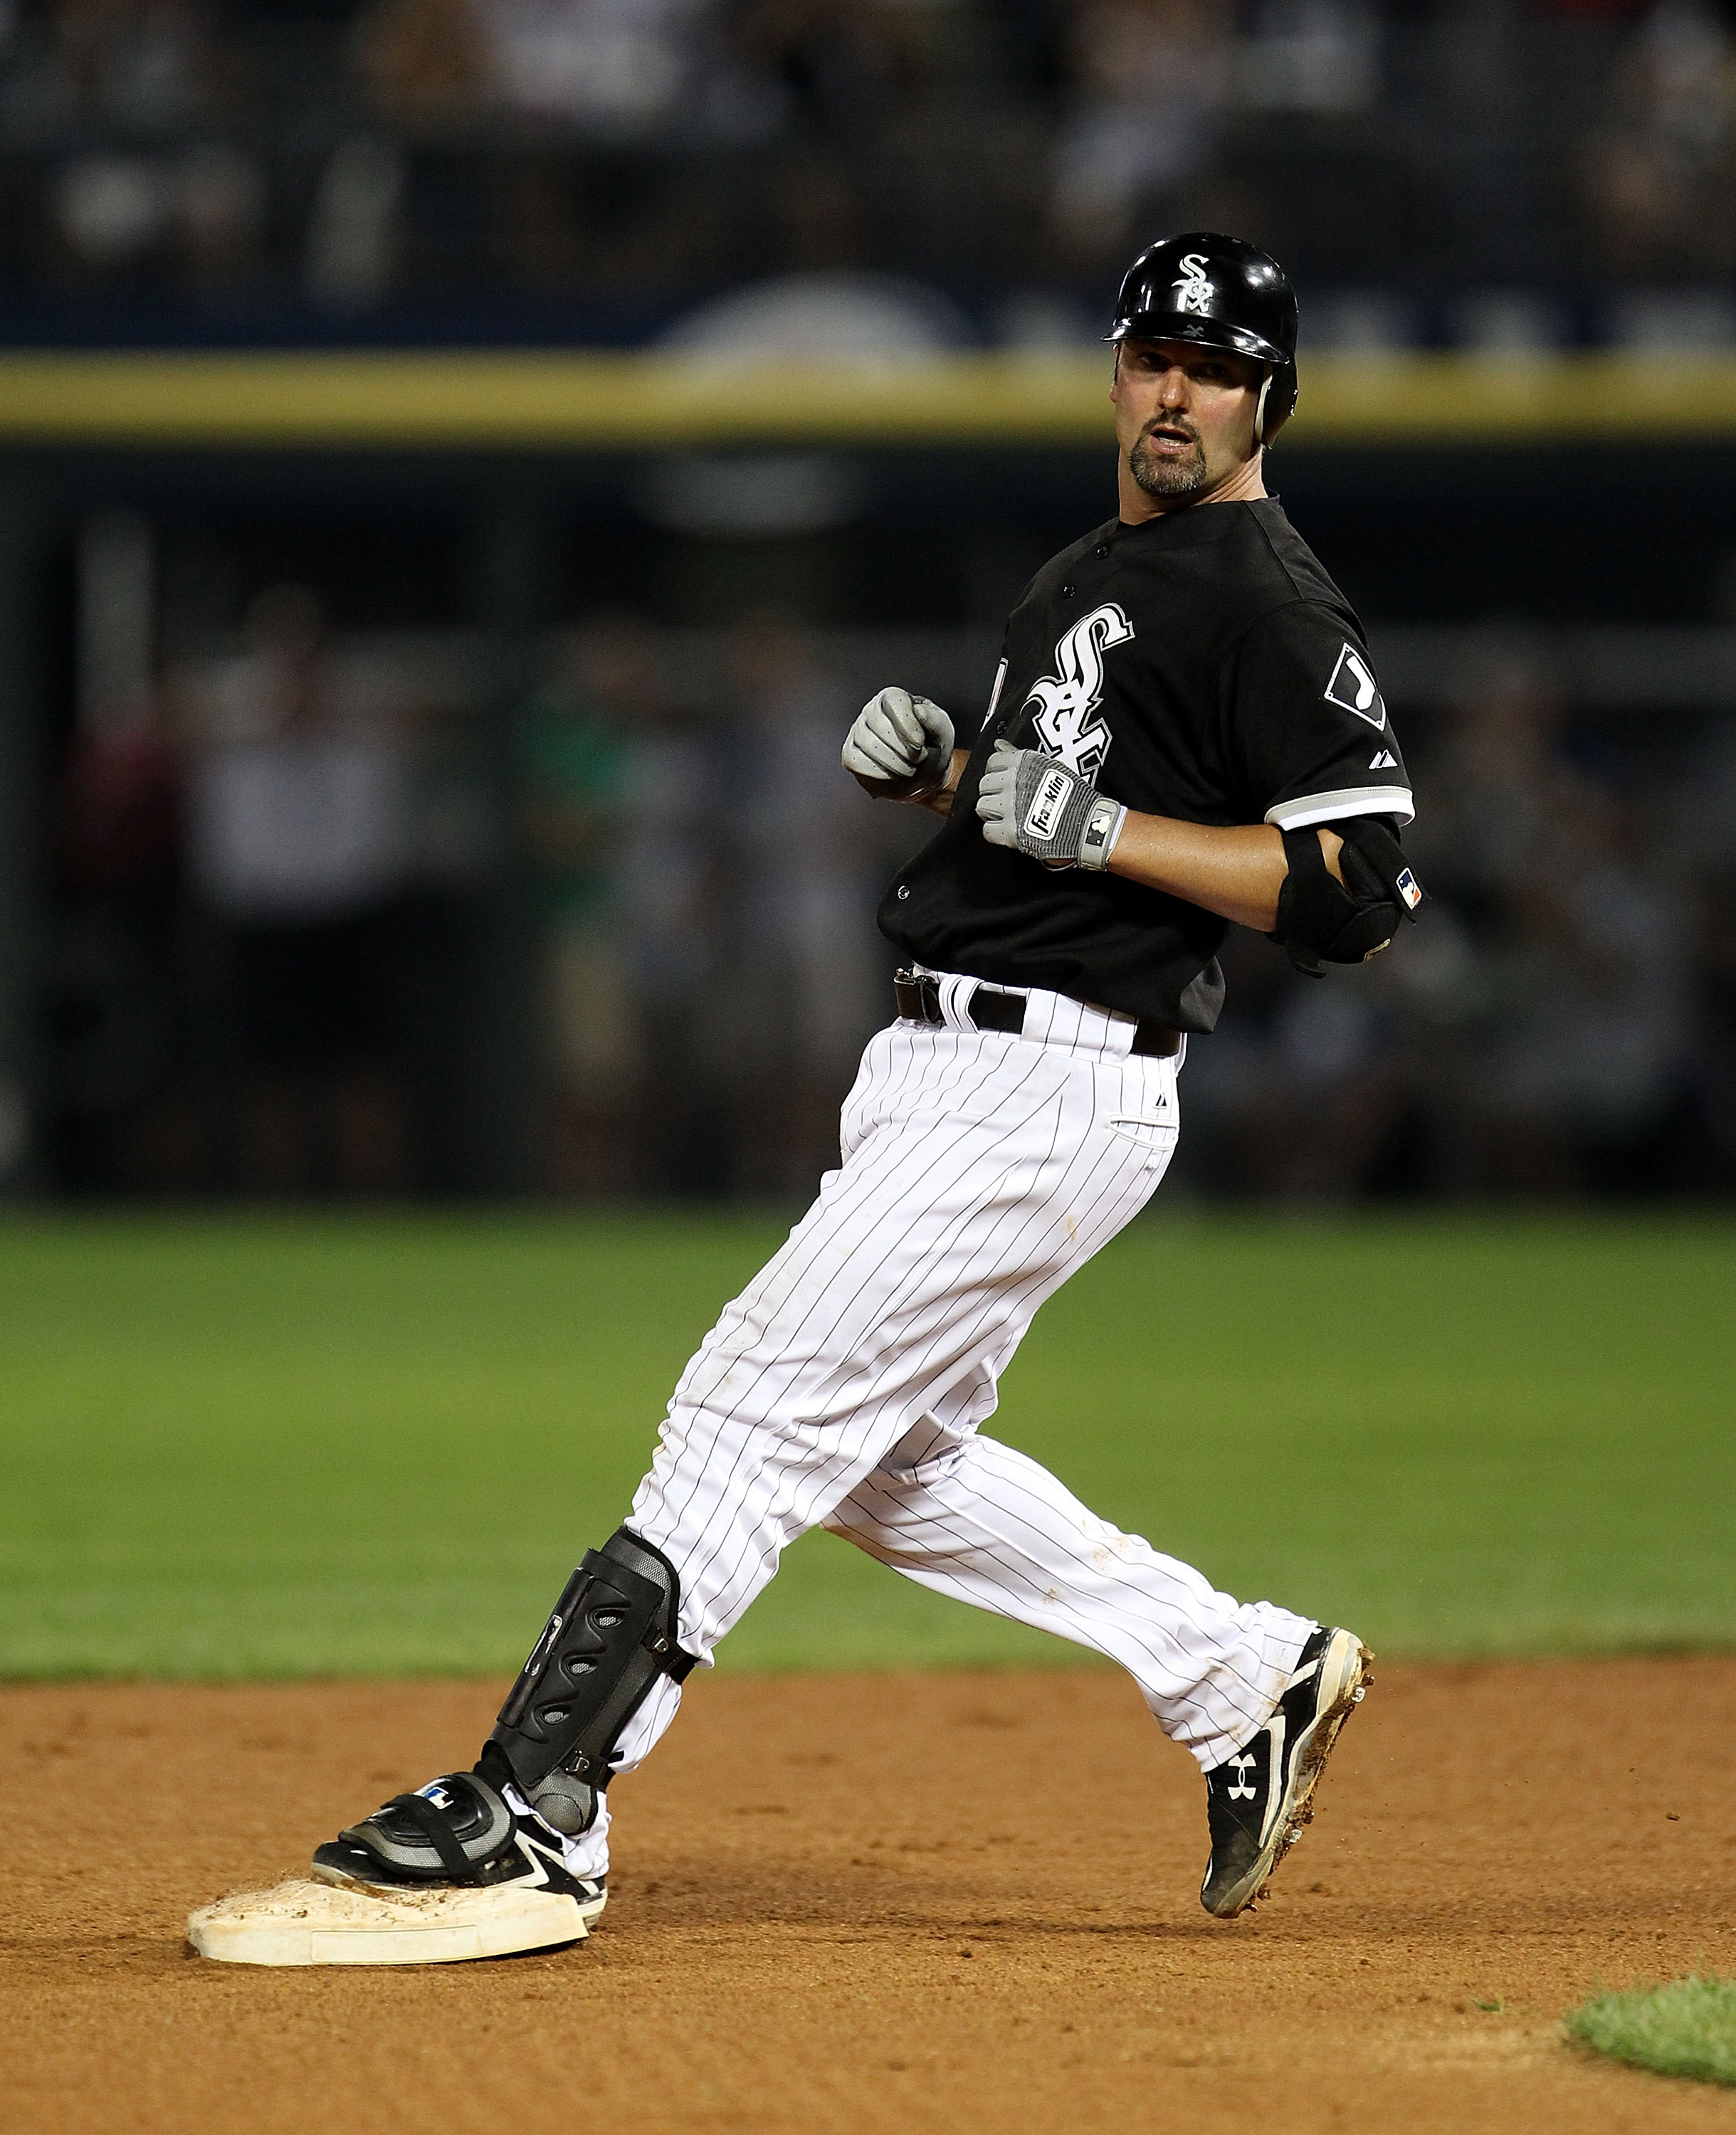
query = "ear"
xmin=1109 ymin=346 xmax=1120 ymax=404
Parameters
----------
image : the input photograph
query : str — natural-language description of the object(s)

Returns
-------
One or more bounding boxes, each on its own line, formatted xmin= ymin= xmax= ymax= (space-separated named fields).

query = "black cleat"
xmin=1199 ymin=1625 xmax=1372 ymax=1919
xmin=312 ymin=1761 xmax=606 ymax=1928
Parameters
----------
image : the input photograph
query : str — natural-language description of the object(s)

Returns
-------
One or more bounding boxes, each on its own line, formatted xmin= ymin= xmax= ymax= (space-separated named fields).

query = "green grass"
xmin=1565 ymin=1977 xmax=1736 ymax=2087
xmin=0 ymin=1209 xmax=1732 ymax=1677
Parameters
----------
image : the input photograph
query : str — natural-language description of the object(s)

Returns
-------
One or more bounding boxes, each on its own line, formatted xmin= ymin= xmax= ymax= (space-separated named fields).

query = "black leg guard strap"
xmin=486 ymin=1527 xmax=696 ymax=1832
xmin=372 ymin=1791 xmax=492 ymax=1880
xmin=337 ymin=1769 xmax=519 ymax=1884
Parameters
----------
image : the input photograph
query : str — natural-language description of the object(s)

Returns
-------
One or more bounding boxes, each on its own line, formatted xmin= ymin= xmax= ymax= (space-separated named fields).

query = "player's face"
xmin=1111 ymin=339 xmax=1264 ymax=503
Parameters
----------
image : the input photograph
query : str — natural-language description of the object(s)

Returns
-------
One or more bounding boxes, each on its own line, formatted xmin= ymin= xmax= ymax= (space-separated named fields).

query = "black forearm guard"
xmin=1271 ymin=816 xmax=1426 ymax=977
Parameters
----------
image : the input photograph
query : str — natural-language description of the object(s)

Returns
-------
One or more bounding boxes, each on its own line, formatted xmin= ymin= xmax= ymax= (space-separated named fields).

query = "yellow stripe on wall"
xmin=0 ymin=349 xmax=1731 ymax=449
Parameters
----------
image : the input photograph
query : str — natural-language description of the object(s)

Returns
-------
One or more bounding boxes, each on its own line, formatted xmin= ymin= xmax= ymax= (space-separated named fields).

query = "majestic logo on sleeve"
xmin=1023 ymin=602 xmax=1133 ymax=779
xmin=1325 ymin=642 xmax=1387 ymax=730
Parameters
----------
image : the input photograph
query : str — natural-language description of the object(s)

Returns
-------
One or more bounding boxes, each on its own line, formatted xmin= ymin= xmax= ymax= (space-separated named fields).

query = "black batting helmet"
xmin=1109 ymin=233 xmax=1299 ymax=445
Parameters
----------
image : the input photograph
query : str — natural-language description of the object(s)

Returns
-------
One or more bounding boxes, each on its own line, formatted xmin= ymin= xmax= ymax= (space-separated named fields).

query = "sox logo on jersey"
xmin=1024 ymin=601 xmax=1135 ymax=780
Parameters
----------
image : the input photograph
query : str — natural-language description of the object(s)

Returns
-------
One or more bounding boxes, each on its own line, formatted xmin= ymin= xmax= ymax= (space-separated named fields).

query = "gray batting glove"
xmin=843 ymin=686 xmax=954 ymax=801
xmin=976 ymin=739 xmax=1126 ymax=871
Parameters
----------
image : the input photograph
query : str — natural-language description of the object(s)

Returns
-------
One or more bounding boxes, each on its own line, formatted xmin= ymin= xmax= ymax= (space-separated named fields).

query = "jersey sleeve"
xmin=1219 ymin=602 xmax=1414 ymax=830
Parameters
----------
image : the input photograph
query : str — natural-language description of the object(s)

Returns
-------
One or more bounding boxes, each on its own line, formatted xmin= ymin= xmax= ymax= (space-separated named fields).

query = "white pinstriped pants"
xmin=559 ymin=977 xmax=1313 ymax=1877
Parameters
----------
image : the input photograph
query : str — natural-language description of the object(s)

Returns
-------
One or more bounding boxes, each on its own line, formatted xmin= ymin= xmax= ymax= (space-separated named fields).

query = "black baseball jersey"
xmin=880 ymin=497 xmax=1412 ymax=1032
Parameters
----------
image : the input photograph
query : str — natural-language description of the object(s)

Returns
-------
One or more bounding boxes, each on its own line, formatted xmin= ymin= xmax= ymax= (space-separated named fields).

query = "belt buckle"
xmin=893 ymin=965 xmax=942 ymax=1025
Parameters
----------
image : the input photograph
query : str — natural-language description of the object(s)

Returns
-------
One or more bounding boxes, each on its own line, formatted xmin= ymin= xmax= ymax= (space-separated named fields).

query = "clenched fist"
xmin=975 ymin=739 xmax=1126 ymax=871
xmin=843 ymin=687 xmax=954 ymax=801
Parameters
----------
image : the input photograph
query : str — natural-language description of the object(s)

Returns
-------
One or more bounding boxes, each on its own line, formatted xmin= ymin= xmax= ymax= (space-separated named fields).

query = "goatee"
xmin=1129 ymin=434 xmax=1207 ymax=497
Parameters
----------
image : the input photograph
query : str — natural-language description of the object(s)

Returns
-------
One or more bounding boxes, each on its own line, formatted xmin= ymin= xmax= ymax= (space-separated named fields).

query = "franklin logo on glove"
xmin=978 ymin=737 xmax=1128 ymax=873
xmin=1024 ymin=769 xmax=1073 ymax=843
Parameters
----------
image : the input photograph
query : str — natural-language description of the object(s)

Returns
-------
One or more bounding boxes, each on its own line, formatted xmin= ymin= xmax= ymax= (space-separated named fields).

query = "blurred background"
xmin=1 ymin=0 xmax=1735 ymax=1206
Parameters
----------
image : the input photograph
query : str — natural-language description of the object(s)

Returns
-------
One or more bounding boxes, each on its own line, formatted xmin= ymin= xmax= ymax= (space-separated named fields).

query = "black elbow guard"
xmin=1271 ymin=816 xmax=1426 ymax=977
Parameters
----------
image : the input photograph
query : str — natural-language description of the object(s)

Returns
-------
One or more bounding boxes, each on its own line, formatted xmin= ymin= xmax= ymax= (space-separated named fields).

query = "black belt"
xmin=893 ymin=967 xmax=1181 ymax=1059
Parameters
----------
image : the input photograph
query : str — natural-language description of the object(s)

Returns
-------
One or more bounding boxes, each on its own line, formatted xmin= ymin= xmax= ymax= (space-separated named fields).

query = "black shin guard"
xmin=484 ymin=1527 xmax=696 ymax=1835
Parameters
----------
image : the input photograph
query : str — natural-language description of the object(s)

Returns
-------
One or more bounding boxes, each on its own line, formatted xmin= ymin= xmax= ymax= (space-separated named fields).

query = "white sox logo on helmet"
xmin=1024 ymin=601 xmax=1134 ymax=780
xmin=1177 ymin=251 xmax=1214 ymax=311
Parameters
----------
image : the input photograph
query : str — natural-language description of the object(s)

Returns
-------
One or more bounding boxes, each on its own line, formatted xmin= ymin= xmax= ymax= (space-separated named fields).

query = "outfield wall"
xmin=1 ymin=351 xmax=1735 ymax=450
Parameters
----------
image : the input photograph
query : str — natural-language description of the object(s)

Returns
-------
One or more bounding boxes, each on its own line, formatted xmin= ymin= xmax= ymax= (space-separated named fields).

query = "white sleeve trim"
xmin=1264 ymin=784 xmax=1414 ymax=830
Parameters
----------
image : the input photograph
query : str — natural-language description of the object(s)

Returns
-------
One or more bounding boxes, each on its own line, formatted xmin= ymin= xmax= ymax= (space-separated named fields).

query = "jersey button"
xmin=1060 ymin=583 xmax=1075 ymax=599
xmin=1093 ymin=544 xmax=1110 ymax=558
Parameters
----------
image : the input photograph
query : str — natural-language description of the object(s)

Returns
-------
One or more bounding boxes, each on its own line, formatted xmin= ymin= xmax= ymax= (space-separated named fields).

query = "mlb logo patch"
xmin=1022 ymin=767 xmax=1071 ymax=842
xmin=1396 ymin=868 xmax=1422 ymax=911
xmin=1325 ymin=642 xmax=1387 ymax=729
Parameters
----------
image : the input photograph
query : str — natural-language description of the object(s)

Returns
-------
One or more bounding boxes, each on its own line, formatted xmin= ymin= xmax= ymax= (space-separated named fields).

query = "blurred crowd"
xmin=1 ymin=0 xmax=1732 ymax=330
xmin=41 ymin=586 xmax=1736 ymax=1200
xmin=1185 ymin=646 xmax=1736 ymax=1195
xmin=511 ymin=609 xmax=900 ymax=1193
xmin=44 ymin=589 xmax=915 ymax=1195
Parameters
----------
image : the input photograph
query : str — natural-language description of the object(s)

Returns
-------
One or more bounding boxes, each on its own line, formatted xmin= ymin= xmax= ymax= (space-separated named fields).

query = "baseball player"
xmin=191 ymin=233 xmax=1424 ymax=1968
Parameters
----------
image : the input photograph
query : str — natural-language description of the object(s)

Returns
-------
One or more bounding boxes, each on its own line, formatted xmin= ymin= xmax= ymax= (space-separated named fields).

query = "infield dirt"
xmin=6 ymin=1657 xmax=1734 ymax=2135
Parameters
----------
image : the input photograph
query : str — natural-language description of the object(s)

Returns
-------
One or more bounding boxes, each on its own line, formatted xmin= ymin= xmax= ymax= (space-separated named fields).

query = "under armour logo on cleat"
xmin=1226 ymin=1754 xmax=1259 ymax=1801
